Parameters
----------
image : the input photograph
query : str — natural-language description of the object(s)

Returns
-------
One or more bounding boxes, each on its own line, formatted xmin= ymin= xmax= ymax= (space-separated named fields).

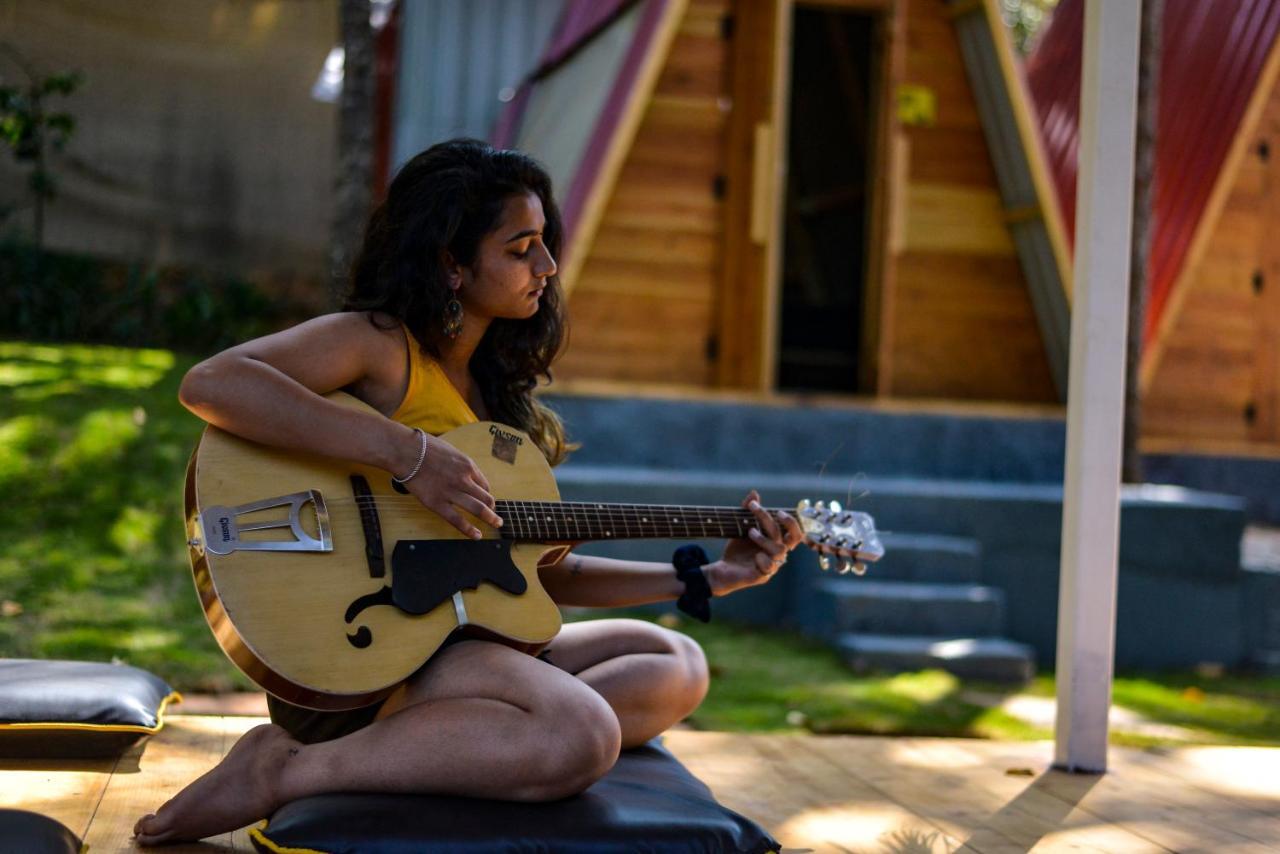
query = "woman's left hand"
xmin=704 ymin=490 xmax=805 ymax=597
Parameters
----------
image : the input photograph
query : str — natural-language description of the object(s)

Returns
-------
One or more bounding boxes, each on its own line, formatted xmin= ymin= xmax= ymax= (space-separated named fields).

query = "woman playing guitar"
xmin=133 ymin=139 xmax=805 ymax=845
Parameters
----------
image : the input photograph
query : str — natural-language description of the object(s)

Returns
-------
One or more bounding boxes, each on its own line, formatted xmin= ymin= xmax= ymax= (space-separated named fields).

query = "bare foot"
xmin=133 ymin=723 xmax=301 ymax=846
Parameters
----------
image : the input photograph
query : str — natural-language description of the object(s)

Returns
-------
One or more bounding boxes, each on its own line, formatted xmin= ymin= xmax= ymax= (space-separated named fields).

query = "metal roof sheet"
xmin=1026 ymin=0 xmax=1280 ymax=345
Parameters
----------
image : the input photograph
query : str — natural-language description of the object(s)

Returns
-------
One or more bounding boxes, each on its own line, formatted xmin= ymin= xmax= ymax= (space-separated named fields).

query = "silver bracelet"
xmin=392 ymin=427 xmax=428 ymax=484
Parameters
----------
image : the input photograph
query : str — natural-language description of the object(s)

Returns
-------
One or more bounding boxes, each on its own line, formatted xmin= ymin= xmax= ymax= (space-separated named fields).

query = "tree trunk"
xmin=329 ymin=0 xmax=376 ymax=305
xmin=1122 ymin=0 xmax=1162 ymax=483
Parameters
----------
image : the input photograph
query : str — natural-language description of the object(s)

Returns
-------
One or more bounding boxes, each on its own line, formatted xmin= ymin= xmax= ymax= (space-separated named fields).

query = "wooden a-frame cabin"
xmin=479 ymin=0 xmax=1280 ymax=462
xmin=487 ymin=0 xmax=1067 ymax=407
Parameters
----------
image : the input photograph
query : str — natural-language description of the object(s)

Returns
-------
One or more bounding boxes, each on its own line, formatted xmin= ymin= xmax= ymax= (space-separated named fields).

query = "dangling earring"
xmin=443 ymin=290 xmax=464 ymax=339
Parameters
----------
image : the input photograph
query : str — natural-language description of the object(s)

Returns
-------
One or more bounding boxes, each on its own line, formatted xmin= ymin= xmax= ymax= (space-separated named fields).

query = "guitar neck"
xmin=493 ymin=500 xmax=778 ymax=543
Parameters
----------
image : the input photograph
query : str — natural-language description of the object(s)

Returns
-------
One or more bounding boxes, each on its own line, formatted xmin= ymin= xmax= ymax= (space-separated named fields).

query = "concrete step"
xmin=547 ymin=391 xmax=1069 ymax=482
xmin=818 ymin=579 xmax=1006 ymax=637
xmin=873 ymin=532 xmax=982 ymax=583
xmin=837 ymin=633 xmax=1035 ymax=682
xmin=554 ymin=465 xmax=1250 ymax=670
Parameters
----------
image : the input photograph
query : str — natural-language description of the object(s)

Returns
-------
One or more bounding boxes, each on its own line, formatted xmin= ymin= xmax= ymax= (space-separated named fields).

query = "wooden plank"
xmin=573 ymin=272 xmax=715 ymax=302
xmin=901 ymin=737 xmax=1268 ymax=853
xmin=890 ymin=739 xmax=1165 ymax=853
xmin=20 ymin=720 xmax=1280 ymax=853
xmin=904 ymin=183 xmax=1017 ymax=254
xmin=1141 ymin=34 xmax=1280 ymax=392
xmin=664 ymin=732 xmax=963 ymax=853
xmin=588 ymin=226 xmax=719 ymax=269
xmin=876 ymin=0 xmax=910 ymax=396
xmin=561 ymin=0 xmax=691 ymax=294
xmin=786 ymin=736 xmax=1054 ymax=852
xmin=858 ymin=7 xmax=896 ymax=395
xmin=656 ymin=30 xmax=728 ymax=98
xmin=888 ymin=251 xmax=1057 ymax=402
xmin=0 ymin=755 xmax=114 ymax=839
xmin=908 ymin=127 xmax=1001 ymax=187
xmin=1251 ymin=94 xmax=1280 ymax=442
xmin=84 ymin=715 xmax=261 ymax=852
xmin=1139 ymin=434 xmax=1280 ymax=459
xmin=715 ymin=0 xmax=781 ymax=390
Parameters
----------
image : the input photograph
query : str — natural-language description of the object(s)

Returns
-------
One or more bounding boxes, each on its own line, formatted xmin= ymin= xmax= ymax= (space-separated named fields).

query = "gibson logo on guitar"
xmin=488 ymin=424 xmax=522 ymax=464
xmin=185 ymin=394 xmax=883 ymax=711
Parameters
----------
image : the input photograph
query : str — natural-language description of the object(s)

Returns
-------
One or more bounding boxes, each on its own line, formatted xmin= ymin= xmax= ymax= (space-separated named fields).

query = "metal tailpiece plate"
xmin=199 ymin=489 xmax=332 ymax=555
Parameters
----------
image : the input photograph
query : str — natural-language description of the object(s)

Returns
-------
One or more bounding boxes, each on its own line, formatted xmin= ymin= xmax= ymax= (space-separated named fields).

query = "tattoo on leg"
xmin=287 ymin=747 xmax=299 ymax=757
xmin=569 ymin=557 xmax=583 ymax=577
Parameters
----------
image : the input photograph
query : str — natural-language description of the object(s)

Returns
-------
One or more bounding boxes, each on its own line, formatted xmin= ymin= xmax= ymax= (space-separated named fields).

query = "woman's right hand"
xmin=391 ymin=427 xmax=502 ymax=539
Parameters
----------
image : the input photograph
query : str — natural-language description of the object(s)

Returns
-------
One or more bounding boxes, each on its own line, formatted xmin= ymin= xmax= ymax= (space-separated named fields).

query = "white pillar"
xmin=1054 ymin=0 xmax=1142 ymax=774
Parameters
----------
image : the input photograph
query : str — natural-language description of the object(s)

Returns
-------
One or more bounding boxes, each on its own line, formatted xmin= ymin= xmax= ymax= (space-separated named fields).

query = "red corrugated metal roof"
xmin=1026 ymin=0 xmax=1280 ymax=346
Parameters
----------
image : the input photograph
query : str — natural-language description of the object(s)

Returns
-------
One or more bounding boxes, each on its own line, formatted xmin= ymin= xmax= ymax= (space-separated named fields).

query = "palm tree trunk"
xmin=1123 ymin=0 xmax=1162 ymax=483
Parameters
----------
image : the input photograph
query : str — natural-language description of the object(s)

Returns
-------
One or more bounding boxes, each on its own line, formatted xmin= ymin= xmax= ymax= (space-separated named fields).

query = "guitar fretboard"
xmin=493 ymin=500 xmax=776 ymax=542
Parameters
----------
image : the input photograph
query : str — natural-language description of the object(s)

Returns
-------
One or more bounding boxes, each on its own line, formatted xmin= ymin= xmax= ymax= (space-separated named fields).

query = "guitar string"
xmin=261 ymin=508 xmax=861 ymax=548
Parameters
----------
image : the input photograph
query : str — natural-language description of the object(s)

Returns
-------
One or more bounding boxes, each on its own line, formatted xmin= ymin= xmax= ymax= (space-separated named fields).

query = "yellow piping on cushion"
xmin=0 ymin=691 xmax=183 ymax=735
xmin=249 ymin=820 xmax=328 ymax=854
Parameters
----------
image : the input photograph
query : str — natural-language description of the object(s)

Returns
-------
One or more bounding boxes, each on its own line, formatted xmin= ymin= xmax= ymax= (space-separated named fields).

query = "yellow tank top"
xmin=389 ymin=327 xmax=479 ymax=435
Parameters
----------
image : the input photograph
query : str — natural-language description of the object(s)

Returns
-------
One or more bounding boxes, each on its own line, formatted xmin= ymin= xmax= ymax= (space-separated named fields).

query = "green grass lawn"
xmin=2 ymin=339 xmax=1279 ymax=747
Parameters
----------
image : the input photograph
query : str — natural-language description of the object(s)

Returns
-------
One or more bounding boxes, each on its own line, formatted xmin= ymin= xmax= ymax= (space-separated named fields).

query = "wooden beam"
xmin=1140 ymin=33 xmax=1280 ymax=394
xmin=716 ymin=0 xmax=781 ymax=391
xmin=760 ymin=0 xmax=794 ymax=391
xmin=874 ymin=0 xmax=907 ymax=397
xmin=1054 ymin=0 xmax=1140 ymax=775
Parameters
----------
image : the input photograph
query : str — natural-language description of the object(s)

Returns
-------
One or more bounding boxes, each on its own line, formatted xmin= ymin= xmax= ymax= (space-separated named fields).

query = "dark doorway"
xmin=777 ymin=6 xmax=876 ymax=393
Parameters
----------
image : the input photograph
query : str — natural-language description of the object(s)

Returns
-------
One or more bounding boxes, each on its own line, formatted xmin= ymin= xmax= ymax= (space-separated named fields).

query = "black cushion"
xmin=250 ymin=739 xmax=779 ymax=854
xmin=0 ymin=809 xmax=82 ymax=854
xmin=0 ymin=658 xmax=180 ymax=758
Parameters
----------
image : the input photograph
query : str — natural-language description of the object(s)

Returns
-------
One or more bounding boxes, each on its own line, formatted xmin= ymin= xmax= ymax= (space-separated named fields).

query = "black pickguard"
xmin=344 ymin=539 xmax=526 ymax=647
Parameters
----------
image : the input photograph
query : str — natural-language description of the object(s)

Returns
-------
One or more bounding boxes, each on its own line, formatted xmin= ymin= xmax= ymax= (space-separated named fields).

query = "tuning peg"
xmin=829 ymin=500 xmax=842 ymax=514
xmin=818 ymin=554 xmax=832 ymax=571
xmin=852 ymin=561 xmax=868 ymax=576
xmin=797 ymin=499 xmax=813 ymax=515
xmin=838 ymin=558 xmax=854 ymax=574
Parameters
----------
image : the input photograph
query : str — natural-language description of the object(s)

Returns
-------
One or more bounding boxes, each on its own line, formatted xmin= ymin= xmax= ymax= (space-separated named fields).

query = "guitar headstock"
xmin=795 ymin=500 xmax=884 ymax=575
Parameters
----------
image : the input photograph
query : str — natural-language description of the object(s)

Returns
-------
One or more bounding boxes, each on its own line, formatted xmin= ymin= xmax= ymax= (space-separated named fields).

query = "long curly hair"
xmin=343 ymin=138 xmax=573 ymax=465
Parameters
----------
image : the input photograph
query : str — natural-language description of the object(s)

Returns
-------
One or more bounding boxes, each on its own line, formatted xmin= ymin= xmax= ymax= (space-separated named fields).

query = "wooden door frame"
xmin=716 ymin=0 xmax=899 ymax=393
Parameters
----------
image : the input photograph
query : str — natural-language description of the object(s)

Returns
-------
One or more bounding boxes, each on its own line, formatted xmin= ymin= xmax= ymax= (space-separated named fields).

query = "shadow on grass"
xmin=0 ymin=341 xmax=246 ymax=691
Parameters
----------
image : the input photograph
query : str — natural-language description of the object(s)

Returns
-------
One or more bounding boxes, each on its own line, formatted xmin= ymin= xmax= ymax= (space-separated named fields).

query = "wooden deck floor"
xmin=3 ymin=716 xmax=1279 ymax=853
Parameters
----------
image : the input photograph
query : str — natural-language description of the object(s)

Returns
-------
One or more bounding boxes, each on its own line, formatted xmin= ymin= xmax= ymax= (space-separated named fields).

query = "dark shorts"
xmin=268 ymin=633 xmax=562 ymax=744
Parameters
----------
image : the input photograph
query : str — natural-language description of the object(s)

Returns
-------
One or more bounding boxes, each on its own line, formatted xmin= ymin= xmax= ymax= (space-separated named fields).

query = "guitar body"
xmin=185 ymin=393 xmax=565 ymax=711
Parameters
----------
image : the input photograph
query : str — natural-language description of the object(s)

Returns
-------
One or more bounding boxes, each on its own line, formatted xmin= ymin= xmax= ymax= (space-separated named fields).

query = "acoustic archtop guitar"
xmin=185 ymin=393 xmax=883 ymax=711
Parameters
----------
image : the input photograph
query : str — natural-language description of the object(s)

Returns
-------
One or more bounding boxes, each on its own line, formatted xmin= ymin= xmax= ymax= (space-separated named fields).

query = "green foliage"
xmin=0 ymin=43 xmax=83 ymax=245
xmin=0 ymin=239 xmax=288 ymax=355
xmin=0 ymin=341 xmax=247 ymax=690
xmin=608 ymin=614 xmax=1280 ymax=745
xmin=1000 ymin=0 xmax=1060 ymax=54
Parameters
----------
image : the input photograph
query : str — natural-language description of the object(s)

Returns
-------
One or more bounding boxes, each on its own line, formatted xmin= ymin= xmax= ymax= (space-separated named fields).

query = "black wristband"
xmin=672 ymin=544 xmax=712 ymax=623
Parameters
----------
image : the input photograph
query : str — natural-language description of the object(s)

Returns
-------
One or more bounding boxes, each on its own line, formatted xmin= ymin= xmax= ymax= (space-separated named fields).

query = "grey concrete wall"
xmin=0 ymin=1 xmax=337 ymax=277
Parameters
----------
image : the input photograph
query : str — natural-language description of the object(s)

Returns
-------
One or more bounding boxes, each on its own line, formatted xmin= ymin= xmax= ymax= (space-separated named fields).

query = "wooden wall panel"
xmin=1143 ymin=77 xmax=1280 ymax=448
xmin=556 ymin=0 xmax=730 ymax=388
xmin=882 ymin=0 xmax=1056 ymax=402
